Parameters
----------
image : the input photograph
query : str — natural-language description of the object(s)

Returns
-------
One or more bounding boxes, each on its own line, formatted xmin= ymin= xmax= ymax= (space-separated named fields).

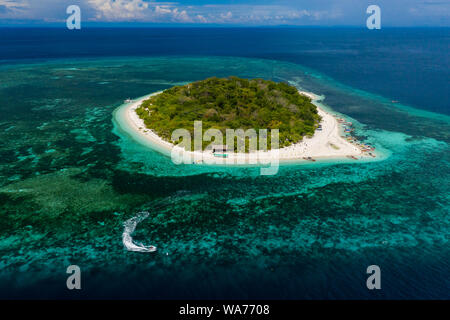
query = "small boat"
xmin=214 ymin=153 xmax=228 ymax=158
xmin=124 ymin=98 xmax=133 ymax=103
xmin=303 ymin=157 xmax=316 ymax=162
xmin=347 ymin=155 xmax=358 ymax=160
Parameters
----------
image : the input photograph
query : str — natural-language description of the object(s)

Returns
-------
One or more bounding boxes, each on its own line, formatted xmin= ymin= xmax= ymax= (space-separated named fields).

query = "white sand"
xmin=119 ymin=90 xmax=372 ymax=165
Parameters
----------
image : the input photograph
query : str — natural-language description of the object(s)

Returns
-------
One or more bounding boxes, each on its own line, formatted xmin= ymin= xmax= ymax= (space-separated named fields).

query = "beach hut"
xmin=212 ymin=145 xmax=229 ymax=153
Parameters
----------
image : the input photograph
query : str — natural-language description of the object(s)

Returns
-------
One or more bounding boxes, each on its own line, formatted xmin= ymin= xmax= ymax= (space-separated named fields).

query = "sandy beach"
xmin=115 ymin=90 xmax=377 ymax=165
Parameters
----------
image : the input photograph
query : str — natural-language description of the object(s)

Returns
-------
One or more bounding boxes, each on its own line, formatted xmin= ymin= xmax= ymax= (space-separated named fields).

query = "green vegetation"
xmin=136 ymin=76 xmax=320 ymax=151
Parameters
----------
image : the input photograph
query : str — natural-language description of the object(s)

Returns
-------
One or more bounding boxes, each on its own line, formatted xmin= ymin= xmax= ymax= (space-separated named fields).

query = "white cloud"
xmin=171 ymin=8 xmax=192 ymax=22
xmin=196 ymin=14 xmax=207 ymax=23
xmin=0 ymin=0 xmax=28 ymax=17
xmin=220 ymin=11 xmax=232 ymax=20
xmin=87 ymin=0 xmax=150 ymax=21
xmin=86 ymin=0 xmax=194 ymax=22
xmin=0 ymin=0 xmax=27 ymax=8
xmin=1 ymin=0 xmax=447 ymax=26
xmin=155 ymin=5 xmax=171 ymax=14
xmin=199 ymin=4 xmax=340 ymax=25
xmin=0 ymin=1 xmax=339 ymax=25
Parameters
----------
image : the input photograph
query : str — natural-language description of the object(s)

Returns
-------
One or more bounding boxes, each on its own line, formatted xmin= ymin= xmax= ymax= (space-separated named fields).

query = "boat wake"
xmin=122 ymin=211 xmax=157 ymax=253
xmin=122 ymin=191 xmax=192 ymax=253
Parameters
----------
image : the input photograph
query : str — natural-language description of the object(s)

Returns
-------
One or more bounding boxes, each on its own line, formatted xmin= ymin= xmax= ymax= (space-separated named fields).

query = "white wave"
xmin=122 ymin=211 xmax=157 ymax=253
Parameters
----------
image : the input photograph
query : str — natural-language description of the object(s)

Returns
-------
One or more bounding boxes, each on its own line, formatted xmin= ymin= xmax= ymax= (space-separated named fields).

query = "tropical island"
xmin=113 ymin=77 xmax=379 ymax=167
xmin=136 ymin=77 xmax=321 ymax=151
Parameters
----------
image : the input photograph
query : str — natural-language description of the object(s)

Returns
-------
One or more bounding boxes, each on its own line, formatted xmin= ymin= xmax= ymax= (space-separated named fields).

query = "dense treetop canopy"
xmin=136 ymin=76 xmax=320 ymax=151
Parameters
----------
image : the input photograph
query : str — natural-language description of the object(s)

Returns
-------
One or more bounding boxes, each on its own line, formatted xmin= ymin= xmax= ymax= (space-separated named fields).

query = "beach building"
xmin=212 ymin=145 xmax=229 ymax=153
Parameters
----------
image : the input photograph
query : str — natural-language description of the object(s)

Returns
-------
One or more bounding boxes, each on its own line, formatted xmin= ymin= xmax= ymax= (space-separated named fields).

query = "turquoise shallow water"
xmin=0 ymin=56 xmax=448 ymax=299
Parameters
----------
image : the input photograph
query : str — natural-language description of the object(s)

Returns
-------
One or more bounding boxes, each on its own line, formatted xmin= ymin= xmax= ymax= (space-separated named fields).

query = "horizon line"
xmin=0 ymin=24 xmax=449 ymax=29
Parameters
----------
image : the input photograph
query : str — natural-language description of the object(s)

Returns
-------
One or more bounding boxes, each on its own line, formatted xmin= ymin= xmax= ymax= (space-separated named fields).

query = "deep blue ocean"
xmin=0 ymin=28 xmax=448 ymax=299
xmin=1 ymin=28 xmax=449 ymax=115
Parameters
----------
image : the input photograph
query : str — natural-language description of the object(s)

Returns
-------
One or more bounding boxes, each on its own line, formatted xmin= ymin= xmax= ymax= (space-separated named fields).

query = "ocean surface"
xmin=0 ymin=28 xmax=448 ymax=299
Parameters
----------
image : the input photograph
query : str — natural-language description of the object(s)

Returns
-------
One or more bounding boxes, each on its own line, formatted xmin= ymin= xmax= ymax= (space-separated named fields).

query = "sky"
xmin=0 ymin=0 xmax=449 ymax=27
